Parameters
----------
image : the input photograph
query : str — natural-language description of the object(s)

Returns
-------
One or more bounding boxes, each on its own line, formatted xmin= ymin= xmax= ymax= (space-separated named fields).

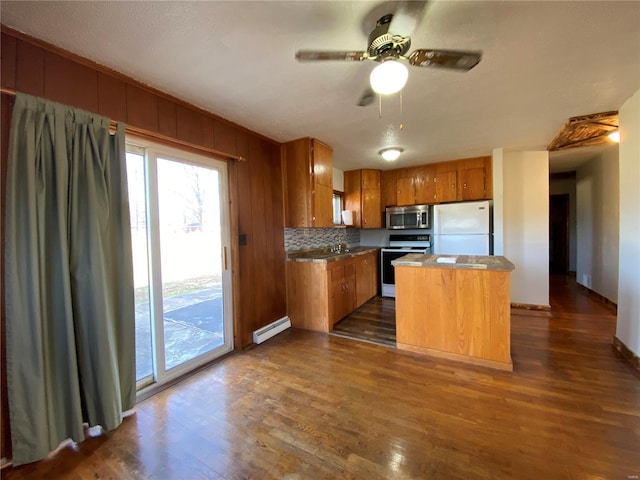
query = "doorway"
xmin=126 ymin=140 xmax=233 ymax=391
xmin=549 ymin=193 xmax=570 ymax=274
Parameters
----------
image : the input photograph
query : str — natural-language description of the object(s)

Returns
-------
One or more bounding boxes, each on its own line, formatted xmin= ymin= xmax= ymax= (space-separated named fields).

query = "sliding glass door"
xmin=126 ymin=141 xmax=233 ymax=390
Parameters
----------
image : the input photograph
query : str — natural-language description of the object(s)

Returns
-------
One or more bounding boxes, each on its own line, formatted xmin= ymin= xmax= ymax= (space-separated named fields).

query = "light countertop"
xmin=391 ymin=253 xmax=515 ymax=271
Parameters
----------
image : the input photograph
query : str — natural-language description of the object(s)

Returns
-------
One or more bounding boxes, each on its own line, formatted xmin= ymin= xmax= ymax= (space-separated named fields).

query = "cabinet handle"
xmin=463 ymin=183 xmax=467 ymax=188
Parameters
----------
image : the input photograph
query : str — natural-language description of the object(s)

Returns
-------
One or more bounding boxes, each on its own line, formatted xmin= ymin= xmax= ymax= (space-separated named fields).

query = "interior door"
xmin=549 ymin=194 xmax=570 ymax=274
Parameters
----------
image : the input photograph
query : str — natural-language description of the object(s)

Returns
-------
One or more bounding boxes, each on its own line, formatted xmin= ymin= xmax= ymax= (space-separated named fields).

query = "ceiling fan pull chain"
xmin=400 ymin=90 xmax=404 ymax=130
xmin=378 ymin=94 xmax=383 ymax=119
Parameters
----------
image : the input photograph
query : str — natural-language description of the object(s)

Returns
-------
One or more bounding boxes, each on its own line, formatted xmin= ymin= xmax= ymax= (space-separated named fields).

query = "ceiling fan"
xmin=295 ymin=2 xmax=482 ymax=106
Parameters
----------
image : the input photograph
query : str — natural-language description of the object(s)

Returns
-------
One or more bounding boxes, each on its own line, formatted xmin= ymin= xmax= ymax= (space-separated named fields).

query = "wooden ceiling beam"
xmin=547 ymin=110 xmax=619 ymax=151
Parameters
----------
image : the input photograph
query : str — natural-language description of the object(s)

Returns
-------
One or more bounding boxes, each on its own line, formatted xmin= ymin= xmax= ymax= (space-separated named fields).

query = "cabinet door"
xmin=313 ymin=183 xmax=334 ymax=227
xmin=361 ymin=169 xmax=380 ymax=189
xmin=330 ymin=263 xmax=346 ymax=326
xmin=355 ymin=252 xmax=377 ymax=307
xmin=362 ymin=187 xmax=382 ymax=228
xmin=282 ymin=139 xmax=313 ymax=227
xmin=381 ymin=170 xmax=398 ymax=209
xmin=343 ymin=170 xmax=363 ymax=227
xmin=397 ymin=177 xmax=415 ymax=206
xmin=414 ymin=165 xmax=436 ymax=204
xmin=361 ymin=170 xmax=381 ymax=228
xmin=312 ymin=139 xmax=333 ymax=188
xmin=459 ymin=167 xmax=486 ymax=201
xmin=435 ymin=171 xmax=457 ymax=203
xmin=344 ymin=259 xmax=356 ymax=314
xmin=329 ymin=260 xmax=355 ymax=325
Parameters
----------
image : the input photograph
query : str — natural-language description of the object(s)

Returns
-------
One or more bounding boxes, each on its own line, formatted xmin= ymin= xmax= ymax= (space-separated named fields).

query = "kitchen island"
xmin=392 ymin=254 xmax=515 ymax=371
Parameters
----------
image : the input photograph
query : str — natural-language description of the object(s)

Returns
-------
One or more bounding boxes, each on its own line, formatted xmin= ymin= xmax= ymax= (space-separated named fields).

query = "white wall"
xmin=549 ymin=176 xmax=577 ymax=272
xmin=496 ymin=149 xmax=550 ymax=306
xmin=575 ymin=148 xmax=619 ymax=302
xmin=333 ymin=168 xmax=344 ymax=192
xmin=492 ymin=148 xmax=505 ymax=255
xmin=616 ymin=88 xmax=640 ymax=356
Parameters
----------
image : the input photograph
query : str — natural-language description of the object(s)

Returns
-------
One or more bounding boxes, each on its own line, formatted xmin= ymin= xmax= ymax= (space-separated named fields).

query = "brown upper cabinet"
xmin=344 ymin=169 xmax=382 ymax=228
xmin=282 ymin=137 xmax=334 ymax=228
xmin=381 ymin=170 xmax=398 ymax=209
xmin=434 ymin=162 xmax=458 ymax=203
xmin=396 ymin=168 xmax=416 ymax=207
xmin=377 ymin=155 xmax=492 ymax=208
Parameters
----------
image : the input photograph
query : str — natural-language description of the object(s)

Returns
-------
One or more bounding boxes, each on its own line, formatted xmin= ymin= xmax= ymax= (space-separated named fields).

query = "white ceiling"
xmin=1 ymin=1 xmax=638 ymax=172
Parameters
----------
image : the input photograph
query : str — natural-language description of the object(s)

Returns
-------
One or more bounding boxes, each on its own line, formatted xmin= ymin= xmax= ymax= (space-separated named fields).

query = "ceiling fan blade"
xmin=389 ymin=1 xmax=428 ymax=36
xmin=295 ymin=50 xmax=367 ymax=62
xmin=357 ymin=87 xmax=375 ymax=107
xmin=408 ymin=49 xmax=482 ymax=71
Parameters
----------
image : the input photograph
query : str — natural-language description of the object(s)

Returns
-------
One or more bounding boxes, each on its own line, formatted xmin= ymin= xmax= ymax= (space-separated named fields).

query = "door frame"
xmin=549 ymin=193 xmax=570 ymax=274
xmin=127 ymin=136 xmax=234 ymax=397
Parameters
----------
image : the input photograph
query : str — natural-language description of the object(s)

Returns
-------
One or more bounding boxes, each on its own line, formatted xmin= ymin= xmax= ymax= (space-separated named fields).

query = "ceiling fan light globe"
xmin=370 ymin=60 xmax=408 ymax=95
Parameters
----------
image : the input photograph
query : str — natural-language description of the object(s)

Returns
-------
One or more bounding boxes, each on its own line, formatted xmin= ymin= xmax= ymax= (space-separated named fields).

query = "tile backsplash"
xmin=284 ymin=228 xmax=360 ymax=252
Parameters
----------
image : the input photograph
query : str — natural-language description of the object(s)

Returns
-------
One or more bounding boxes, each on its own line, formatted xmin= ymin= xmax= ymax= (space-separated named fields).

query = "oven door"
xmin=381 ymin=250 xmax=412 ymax=294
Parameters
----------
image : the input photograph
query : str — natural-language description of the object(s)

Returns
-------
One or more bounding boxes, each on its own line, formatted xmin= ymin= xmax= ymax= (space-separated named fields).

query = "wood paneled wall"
xmin=0 ymin=27 xmax=287 ymax=460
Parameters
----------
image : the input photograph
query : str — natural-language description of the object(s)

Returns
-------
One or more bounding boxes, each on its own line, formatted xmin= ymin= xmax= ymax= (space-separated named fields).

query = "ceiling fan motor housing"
xmin=367 ymin=14 xmax=411 ymax=60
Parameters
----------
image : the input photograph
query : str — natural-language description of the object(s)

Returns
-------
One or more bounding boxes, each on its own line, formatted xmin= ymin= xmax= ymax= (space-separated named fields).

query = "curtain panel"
xmin=4 ymin=93 xmax=135 ymax=466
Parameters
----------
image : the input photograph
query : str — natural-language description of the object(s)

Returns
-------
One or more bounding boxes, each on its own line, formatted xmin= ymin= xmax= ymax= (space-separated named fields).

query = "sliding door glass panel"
xmin=156 ymin=158 xmax=225 ymax=371
xmin=126 ymin=151 xmax=153 ymax=384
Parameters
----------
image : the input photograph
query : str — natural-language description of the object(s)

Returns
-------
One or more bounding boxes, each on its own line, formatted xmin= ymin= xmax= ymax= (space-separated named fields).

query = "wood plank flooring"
xmin=332 ymin=296 xmax=397 ymax=347
xmin=3 ymin=275 xmax=639 ymax=479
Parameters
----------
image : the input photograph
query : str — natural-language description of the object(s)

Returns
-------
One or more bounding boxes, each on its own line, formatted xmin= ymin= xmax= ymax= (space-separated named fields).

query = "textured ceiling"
xmin=1 ymin=1 xmax=639 ymax=172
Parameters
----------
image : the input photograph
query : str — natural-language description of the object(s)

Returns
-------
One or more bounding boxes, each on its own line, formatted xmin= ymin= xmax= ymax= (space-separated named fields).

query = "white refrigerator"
xmin=433 ymin=200 xmax=491 ymax=255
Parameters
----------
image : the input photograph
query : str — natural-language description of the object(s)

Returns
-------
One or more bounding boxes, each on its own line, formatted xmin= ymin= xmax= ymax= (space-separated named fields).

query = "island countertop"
xmin=391 ymin=253 xmax=515 ymax=271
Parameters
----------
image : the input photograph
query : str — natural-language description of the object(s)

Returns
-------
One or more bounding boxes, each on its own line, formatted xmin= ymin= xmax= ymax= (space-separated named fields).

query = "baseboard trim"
xmin=576 ymin=284 xmax=617 ymax=312
xmin=397 ymin=342 xmax=513 ymax=372
xmin=510 ymin=303 xmax=551 ymax=311
xmin=612 ymin=336 xmax=640 ymax=372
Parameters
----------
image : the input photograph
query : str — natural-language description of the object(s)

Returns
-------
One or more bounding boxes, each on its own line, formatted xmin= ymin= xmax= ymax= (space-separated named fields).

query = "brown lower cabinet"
xmin=286 ymin=250 xmax=379 ymax=333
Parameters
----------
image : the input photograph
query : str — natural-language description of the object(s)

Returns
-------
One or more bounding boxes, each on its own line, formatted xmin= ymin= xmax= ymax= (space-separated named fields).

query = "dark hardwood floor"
xmin=332 ymin=296 xmax=397 ymax=347
xmin=3 ymin=275 xmax=639 ymax=479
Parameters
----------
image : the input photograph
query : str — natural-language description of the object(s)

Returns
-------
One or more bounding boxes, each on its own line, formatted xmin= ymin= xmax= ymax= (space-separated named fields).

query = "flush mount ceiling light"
xmin=370 ymin=60 xmax=409 ymax=95
xmin=379 ymin=147 xmax=404 ymax=161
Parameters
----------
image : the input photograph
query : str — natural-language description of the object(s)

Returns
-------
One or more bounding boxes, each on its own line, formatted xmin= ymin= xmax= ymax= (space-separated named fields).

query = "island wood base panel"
xmin=397 ymin=342 xmax=514 ymax=371
xmin=395 ymin=266 xmax=512 ymax=370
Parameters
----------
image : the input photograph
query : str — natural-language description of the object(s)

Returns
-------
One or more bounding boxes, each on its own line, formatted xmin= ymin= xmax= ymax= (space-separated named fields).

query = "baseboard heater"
xmin=253 ymin=316 xmax=291 ymax=344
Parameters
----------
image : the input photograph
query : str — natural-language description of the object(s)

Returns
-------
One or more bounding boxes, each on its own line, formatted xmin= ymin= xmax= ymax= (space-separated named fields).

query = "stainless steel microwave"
xmin=385 ymin=205 xmax=430 ymax=230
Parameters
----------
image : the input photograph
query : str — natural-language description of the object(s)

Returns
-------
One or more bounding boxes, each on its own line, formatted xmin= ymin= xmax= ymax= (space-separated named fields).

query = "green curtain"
xmin=4 ymin=93 xmax=136 ymax=466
